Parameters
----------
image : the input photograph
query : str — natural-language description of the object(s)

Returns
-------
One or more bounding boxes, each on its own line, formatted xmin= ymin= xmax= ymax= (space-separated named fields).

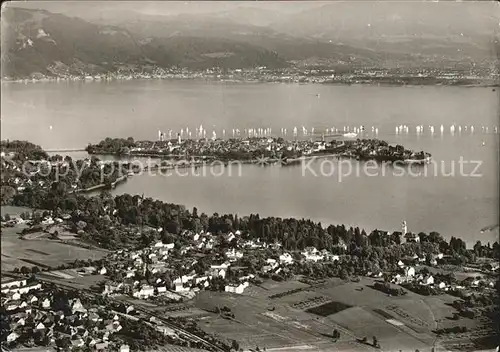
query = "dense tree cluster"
xmin=401 ymin=282 xmax=441 ymax=296
xmin=434 ymin=326 xmax=468 ymax=335
xmin=85 ymin=137 xmax=136 ymax=155
xmin=1 ymin=140 xmax=48 ymax=160
xmin=9 ymin=181 xmax=500 ymax=264
xmin=373 ymin=281 xmax=407 ymax=296
xmin=2 ymin=143 xmax=135 ymax=207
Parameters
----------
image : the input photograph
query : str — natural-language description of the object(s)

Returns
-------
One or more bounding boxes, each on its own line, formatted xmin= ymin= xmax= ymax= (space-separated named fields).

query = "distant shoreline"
xmin=2 ymin=75 xmax=498 ymax=88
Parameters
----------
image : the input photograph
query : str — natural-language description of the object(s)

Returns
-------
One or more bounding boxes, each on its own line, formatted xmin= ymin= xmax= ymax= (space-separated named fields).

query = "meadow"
xmin=1 ymin=226 xmax=107 ymax=271
xmin=192 ymin=277 xmax=467 ymax=352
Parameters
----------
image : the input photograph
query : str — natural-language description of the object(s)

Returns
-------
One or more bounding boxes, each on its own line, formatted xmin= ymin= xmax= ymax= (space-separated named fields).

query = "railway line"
xmin=33 ymin=275 xmax=226 ymax=352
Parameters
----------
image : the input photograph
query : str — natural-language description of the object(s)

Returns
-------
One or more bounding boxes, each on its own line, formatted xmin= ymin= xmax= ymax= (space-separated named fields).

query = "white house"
xmin=218 ymin=268 xmax=227 ymax=279
xmin=302 ymin=247 xmax=324 ymax=262
xmin=422 ymin=275 xmax=434 ymax=286
xmin=71 ymin=299 xmax=87 ymax=314
xmin=210 ymin=263 xmax=229 ymax=278
xmin=392 ymin=274 xmax=403 ymax=284
xmin=405 ymin=233 xmax=420 ymax=243
xmin=6 ymin=332 xmax=19 ymax=343
xmin=155 ymin=325 xmax=177 ymax=336
xmin=103 ymin=282 xmax=123 ymax=295
xmin=404 ymin=267 xmax=416 ymax=277
xmin=225 ymin=281 xmax=249 ymax=294
xmin=266 ymin=258 xmax=277 ymax=265
xmin=226 ymin=248 xmax=243 ymax=261
xmin=41 ymin=217 xmax=55 ymax=225
xmin=239 ymin=274 xmax=255 ymax=282
xmin=486 ymin=263 xmax=499 ymax=271
xmin=132 ymin=285 xmax=155 ymax=299
xmin=1 ymin=279 xmax=27 ymax=292
xmin=95 ymin=342 xmax=109 ymax=350
xmin=175 ymin=284 xmax=189 ymax=293
xmin=181 ymin=274 xmax=195 ymax=284
xmin=71 ymin=338 xmax=85 ymax=348
xmin=438 ymin=282 xmax=446 ymax=289
xmin=106 ymin=321 xmax=122 ymax=333
xmin=211 ymin=262 xmax=230 ymax=270
xmin=195 ymin=276 xmax=208 ymax=284
xmin=6 ymin=302 xmax=19 ymax=311
xmin=14 ymin=317 xmax=25 ymax=326
xmin=55 ymin=311 xmax=65 ymax=320
xmin=224 ymin=232 xmax=236 ymax=242
xmin=156 ymin=286 xmax=167 ymax=294
xmin=279 ymin=253 xmax=294 ymax=265
xmin=205 ymin=239 xmax=214 ymax=250
xmin=18 ymin=283 xmax=42 ymax=294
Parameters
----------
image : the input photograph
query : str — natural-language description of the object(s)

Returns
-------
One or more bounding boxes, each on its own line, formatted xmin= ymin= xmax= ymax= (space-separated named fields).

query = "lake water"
xmin=1 ymin=80 xmax=499 ymax=246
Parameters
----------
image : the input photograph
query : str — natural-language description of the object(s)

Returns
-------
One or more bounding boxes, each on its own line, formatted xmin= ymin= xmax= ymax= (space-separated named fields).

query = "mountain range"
xmin=1 ymin=4 xmax=498 ymax=79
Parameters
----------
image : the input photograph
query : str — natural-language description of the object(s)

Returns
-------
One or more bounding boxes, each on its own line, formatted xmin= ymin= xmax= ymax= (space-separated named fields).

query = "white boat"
xmin=343 ymin=132 xmax=358 ymax=138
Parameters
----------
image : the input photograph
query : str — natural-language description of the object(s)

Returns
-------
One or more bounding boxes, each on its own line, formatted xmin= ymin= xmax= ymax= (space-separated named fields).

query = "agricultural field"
xmin=193 ymin=277 xmax=474 ymax=352
xmin=324 ymin=306 xmax=430 ymax=351
xmin=148 ymin=345 xmax=213 ymax=352
xmin=1 ymin=224 xmax=107 ymax=271
xmin=1 ymin=205 xmax=34 ymax=217
xmin=260 ymin=279 xmax=310 ymax=294
xmin=37 ymin=269 xmax=107 ymax=289
xmin=306 ymin=301 xmax=351 ymax=316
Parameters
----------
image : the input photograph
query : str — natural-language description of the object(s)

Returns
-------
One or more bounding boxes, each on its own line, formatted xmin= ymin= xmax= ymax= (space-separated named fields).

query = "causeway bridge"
xmin=44 ymin=148 xmax=87 ymax=153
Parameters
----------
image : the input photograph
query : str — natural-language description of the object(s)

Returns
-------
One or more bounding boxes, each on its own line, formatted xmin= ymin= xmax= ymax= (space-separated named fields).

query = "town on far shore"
xmin=1 ymin=140 xmax=498 ymax=352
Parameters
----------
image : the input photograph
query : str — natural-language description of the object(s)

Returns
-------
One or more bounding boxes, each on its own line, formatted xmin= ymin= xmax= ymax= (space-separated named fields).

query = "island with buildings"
xmin=85 ymin=135 xmax=432 ymax=165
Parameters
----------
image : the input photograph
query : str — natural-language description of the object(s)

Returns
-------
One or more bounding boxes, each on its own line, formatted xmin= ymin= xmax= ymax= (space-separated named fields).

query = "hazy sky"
xmin=6 ymin=1 xmax=319 ymax=16
xmin=8 ymin=1 xmax=500 ymax=17
xmin=5 ymin=1 xmax=500 ymax=37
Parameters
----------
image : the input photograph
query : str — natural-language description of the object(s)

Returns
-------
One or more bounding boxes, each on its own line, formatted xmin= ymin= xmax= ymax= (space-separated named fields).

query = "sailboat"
xmin=343 ymin=132 xmax=358 ymax=138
